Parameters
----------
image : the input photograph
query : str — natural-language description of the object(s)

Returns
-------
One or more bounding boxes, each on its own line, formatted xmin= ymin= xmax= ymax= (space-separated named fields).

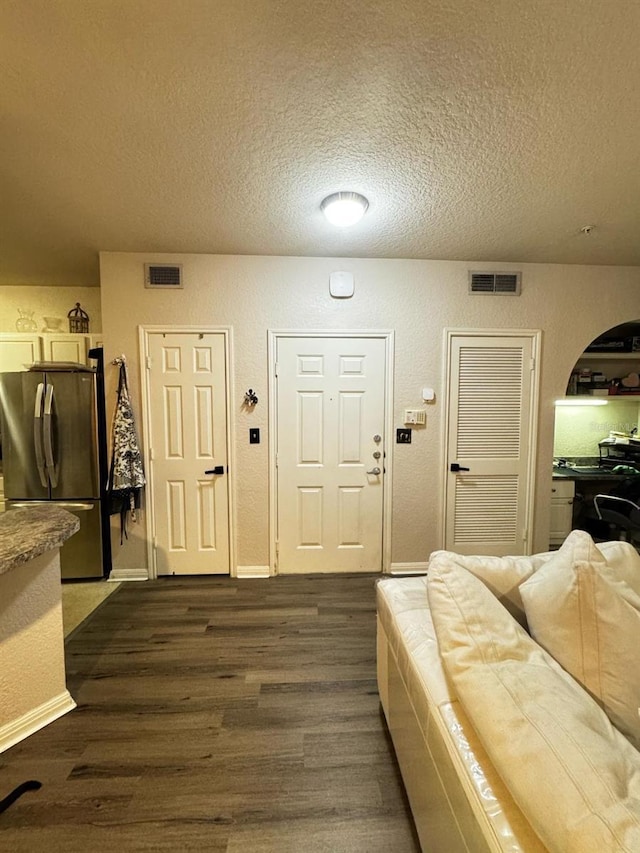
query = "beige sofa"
xmin=377 ymin=531 xmax=640 ymax=852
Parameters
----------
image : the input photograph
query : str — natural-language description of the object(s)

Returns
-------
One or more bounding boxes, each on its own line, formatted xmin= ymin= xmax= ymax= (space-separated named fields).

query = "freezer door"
xmin=58 ymin=500 xmax=104 ymax=579
xmin=7 ymin=499 xmax=104 ymax=579
xmin=0 ymin=371 xmax=49 ymax=499
xmin=47 ymin=372 xmax=100 ymax=499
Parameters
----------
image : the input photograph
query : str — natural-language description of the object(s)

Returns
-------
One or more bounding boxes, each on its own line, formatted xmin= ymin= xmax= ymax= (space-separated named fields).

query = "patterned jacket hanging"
xmin=108 ymin=359 xmax=146 ymax=540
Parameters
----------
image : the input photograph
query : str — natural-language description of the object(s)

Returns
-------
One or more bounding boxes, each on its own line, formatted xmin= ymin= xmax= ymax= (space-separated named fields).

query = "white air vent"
xmin=469 ymin=271 xmax=521 ymax=295
xmin=144 ymin=263 xmax=183 ymax=289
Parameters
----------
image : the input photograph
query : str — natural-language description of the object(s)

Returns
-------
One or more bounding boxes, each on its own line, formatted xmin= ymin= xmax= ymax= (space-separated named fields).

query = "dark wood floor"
xmin=0 ymin=574 xmax=420 ymax=852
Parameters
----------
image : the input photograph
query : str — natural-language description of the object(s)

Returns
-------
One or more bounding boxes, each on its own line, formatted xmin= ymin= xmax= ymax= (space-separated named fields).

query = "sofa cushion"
xmin=520 ymin=530 xmax=640 ymax=748
xmin=598 ymin=538 xmax=640 ymax=597
xmin=428 ymin=558 xmax=640 ymax=853
xmin=376 ymin=576 xmax=454 ymax=711
xmin=428 ymin=549 xmax=555 ymax=625
xmin=429 ymin=540 xmax=640 ymax=627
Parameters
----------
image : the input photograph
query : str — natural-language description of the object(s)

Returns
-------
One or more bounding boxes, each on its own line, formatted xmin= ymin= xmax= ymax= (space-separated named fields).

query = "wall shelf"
xmin=579 ymin=352 xmax=640 ymax=360
xmin=566 ymin=350 xmax=640 ymax=397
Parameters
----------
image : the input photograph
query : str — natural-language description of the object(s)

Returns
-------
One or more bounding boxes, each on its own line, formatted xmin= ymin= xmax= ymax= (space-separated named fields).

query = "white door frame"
xmin=139 ymin=325 xmax=236 ymax=579
xmin=268 ymin=329 xmax=395 ymax=575
xmin=439 ymin=327 xmax=541 ymax=554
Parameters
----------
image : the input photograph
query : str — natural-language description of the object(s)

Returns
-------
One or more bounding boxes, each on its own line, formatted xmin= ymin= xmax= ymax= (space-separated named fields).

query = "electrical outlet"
xmin=249 ymin=428 xmax=260 ymax=444
xmin=396 ymin=428 xmax=412 ymax=444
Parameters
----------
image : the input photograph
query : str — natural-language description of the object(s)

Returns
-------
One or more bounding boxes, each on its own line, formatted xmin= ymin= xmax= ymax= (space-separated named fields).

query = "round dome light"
xmin=321 ymin=192 xmax=369 ymax=227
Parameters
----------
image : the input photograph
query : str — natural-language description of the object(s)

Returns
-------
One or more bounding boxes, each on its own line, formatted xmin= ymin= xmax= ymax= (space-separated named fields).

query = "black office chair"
xmin=574 ymin=475 xmax=640 ymax=544
xmin=593 ymin=489 xmax=640 ymax=545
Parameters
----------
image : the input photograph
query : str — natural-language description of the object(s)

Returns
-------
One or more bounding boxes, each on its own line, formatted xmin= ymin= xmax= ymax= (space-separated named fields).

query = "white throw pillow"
xmin=427 ymin=559 xmax=640 ymax=853
xmin=428 ymin=549 xmax=554 ymax=625
xmin=597 ymin=538 xmax=640 ymax=598
xmin=520 ymin=530 xmax=640 ymax=748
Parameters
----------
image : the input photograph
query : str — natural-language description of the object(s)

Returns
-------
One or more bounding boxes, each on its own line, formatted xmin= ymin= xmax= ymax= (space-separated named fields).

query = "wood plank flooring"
xmin=0 ymin=574 xmax=420 ymax=852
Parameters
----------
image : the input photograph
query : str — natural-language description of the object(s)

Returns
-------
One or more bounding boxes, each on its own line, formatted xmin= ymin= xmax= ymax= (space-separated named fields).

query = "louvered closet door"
xmin=444 ymin=333 xmax=538 ymax=556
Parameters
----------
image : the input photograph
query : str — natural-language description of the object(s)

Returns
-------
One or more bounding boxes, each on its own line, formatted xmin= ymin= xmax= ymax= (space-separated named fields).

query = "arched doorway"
xmin=553 ymin=321 xmax=640 ymax=544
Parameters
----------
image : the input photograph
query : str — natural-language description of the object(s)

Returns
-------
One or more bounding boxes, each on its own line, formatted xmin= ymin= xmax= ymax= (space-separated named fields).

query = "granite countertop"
xmin=552 ymin=466 xmax=631 ymax=481
xmin=0 ymin=505 xmax=80 ymax=576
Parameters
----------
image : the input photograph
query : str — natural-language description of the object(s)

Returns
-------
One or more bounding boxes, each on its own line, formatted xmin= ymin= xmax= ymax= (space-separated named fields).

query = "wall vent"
xmin=144 ymin=263 xmax=183 ymax=289
xmin=469 ymin=271 xmax=521 ymax=295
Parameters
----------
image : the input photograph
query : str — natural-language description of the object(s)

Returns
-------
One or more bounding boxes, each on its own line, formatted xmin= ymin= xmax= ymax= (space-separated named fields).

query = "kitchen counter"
xmin=0 ymin=504 xmax=78 ymax=753
xmin=0 ymin=504 xmax=79 ymax=575
xmin=552 ymin=465 xmax=640 ymax=481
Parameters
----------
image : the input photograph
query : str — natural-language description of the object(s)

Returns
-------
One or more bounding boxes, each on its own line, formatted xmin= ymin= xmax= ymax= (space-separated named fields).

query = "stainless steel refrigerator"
xmin=0 ymin=361 xmax=112 ymax=579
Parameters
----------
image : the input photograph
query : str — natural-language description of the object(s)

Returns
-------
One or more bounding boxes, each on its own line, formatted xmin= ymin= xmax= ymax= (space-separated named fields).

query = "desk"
xmin=551 ymin=466 xmax=640 ymax=545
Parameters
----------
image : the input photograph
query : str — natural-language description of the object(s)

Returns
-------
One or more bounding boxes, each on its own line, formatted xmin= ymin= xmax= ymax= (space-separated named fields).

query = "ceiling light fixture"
xmin=321 ymin=192 xmax=369 ymax=227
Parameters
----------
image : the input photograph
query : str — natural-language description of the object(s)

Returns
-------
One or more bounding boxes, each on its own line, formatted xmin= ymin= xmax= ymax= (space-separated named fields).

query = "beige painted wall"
xmin=0 ymin=286 xmax=102 ymax=333
xmin=554 ymin=401 xmax=640 ymax=458
xmin=99 ymin=252 xmax=640 ymax=574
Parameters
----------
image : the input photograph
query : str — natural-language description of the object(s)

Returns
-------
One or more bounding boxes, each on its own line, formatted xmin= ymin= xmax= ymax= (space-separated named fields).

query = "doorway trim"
xmin=139 ymin=325 xmax=236 ymax=580
xmin=267 ymin=329 xmax=395 ymax=575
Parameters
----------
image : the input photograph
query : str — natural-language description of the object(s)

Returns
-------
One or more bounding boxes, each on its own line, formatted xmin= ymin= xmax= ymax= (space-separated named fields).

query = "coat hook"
xmin=244 ymin=388 xmax=258 ymax=406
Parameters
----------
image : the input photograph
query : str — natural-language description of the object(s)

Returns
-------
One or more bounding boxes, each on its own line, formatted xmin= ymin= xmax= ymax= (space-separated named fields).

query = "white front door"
xmin=443 ymin=331 xmax=540 ymax=556
xmin=146 ymin=332 xmax=230 ymax=575
xmin=274 ymin=334 xmax=389 ymax=574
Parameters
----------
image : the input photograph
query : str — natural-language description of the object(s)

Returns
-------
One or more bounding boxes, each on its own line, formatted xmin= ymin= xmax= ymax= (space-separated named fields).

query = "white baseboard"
xmin=0 ymin=690 xmax=76 ymax=754
xmin=389 ymin=561 xmax=429 ymax=575
xmin=236 ymin=565 xmax=271 ymax=579
xmin=108 ymin=568 xmax=149 ymax=582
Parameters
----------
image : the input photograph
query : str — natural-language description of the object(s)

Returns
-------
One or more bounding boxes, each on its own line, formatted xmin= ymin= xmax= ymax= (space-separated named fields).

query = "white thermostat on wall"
xmin=329 ymin=271 xmax=354 ymax=298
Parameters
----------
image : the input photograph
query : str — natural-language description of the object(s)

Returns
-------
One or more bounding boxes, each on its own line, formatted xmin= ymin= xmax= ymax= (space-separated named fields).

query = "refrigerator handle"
xmin=43 ymin=382 xmax=59 ymax=488
xmin=33 ymin=382 xmax=48 ymax=488
xmin=9 ymin=501 xmax=95 ymax=511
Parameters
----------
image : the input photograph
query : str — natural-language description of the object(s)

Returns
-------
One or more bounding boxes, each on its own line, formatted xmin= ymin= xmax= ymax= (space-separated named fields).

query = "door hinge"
xmin=275 ymin=540 xmax=279 ymax=567
xmin=529 ymin=357 xmax=535 ymax=371
xmin=274 ymin=362 xmax=279 ymax=377
xmin=153 ymin=536 xmax=158 ymax=550
xmin=149 ymin=447 xmax=155 ymax=461
xmin=146 ymin=355 xmax=152 ymax=369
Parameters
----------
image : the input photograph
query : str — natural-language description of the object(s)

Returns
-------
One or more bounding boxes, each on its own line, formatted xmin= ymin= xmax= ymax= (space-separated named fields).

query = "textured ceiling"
xmin=2 ymin=0 xmax=640 ymax=286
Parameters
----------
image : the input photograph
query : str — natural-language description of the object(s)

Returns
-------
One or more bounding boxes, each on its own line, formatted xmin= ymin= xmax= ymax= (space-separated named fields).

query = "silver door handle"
xmin=33 ymin=382 xmax=48 ymax=488
xmin=366 ymin=467 xmax=381 ymax=475
xmin=10 ymin=501 xmax=95 ymax=511
xmin=43 ymin=383 xmax=58 ymax=487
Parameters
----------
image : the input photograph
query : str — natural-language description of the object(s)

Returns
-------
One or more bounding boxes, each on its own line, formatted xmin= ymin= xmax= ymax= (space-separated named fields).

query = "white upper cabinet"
xmin=0 ymin=335 xmax=42 ymax=372
xmin=41 ymin=333 xmax=89 ymax=364
xmin=0 ymin=333 xmax=101 ymax=371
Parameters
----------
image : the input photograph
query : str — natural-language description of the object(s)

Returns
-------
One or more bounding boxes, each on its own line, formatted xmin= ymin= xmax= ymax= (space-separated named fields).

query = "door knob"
xmin=450 ymin=463 xmax=470 ymax=472
xmin=366 ymin=467 xmax=381 ymax=475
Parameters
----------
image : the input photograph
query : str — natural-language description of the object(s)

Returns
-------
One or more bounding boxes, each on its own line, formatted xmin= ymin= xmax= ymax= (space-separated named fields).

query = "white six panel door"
xmin=276 ymin=336 xmax=387 ymax=573
xmin=444 ymin=332 xmax=538 ymax=556
xmin=147 ymin=332 xmax=230 ymax=575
